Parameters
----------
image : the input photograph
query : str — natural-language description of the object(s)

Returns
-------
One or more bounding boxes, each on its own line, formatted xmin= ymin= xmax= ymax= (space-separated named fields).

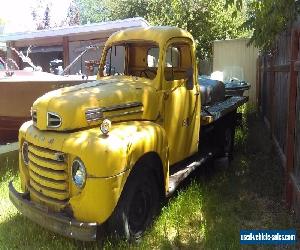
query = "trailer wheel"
xmin=106 ymin=162 xmax=161 ymax=241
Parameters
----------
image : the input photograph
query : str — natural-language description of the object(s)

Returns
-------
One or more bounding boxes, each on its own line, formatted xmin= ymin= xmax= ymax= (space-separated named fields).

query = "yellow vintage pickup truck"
xmin=9 ymin=26 xmax=247 ymax=241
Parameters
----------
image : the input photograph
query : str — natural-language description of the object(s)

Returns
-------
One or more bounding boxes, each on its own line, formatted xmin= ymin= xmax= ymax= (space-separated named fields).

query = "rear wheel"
xmin=106 ymin=162 xmax=161 ymax=241
xmin=216 ymin=111 xmax=236 ymax=161
xmin=222 ymin=125 xmax=235 ymax=160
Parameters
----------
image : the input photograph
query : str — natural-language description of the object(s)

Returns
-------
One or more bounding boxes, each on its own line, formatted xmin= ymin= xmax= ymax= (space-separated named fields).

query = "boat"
xmin=0 ymin=45 xmax=100 ymax=143
xmin=223 ymin=78 xmax=251 ymax=96
xmin=0 ymin=70 xmax=94 ymax=143
xmin=198 ymin=75 xmax=251 ymax=98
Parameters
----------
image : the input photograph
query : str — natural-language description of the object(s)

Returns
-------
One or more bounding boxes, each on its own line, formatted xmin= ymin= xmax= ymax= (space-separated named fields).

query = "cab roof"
xmin=106 ymin=26 xmax=194 ymax=46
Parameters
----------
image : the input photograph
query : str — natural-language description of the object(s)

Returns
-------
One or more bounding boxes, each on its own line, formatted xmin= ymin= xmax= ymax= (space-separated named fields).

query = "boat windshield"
xmin=99 ymin=41 xmax=159 ymax=80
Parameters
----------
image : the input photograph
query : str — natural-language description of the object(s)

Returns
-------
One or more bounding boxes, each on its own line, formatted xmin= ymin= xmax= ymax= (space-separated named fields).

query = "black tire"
xmin=106 ymin=161 xmax=161 ymax=241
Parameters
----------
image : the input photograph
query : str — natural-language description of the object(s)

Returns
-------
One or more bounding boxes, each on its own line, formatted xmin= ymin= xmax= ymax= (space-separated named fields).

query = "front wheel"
xmin=106 ymin=163 xmax=161 ymax=241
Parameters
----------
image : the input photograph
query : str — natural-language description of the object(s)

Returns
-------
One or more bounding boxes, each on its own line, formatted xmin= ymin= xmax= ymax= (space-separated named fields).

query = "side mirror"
xmin=186 ymin=67 xmax=194 ymax=90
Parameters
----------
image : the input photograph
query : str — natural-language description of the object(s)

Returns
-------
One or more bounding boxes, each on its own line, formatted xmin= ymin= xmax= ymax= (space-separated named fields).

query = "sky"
xmin=0 ymin=0 xmax=72 ymax=33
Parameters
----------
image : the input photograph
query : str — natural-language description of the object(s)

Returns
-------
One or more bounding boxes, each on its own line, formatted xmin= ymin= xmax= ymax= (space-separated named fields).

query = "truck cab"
xmin=9 ymin=26 xmax=247 ymax=241
xmin=98 ymin=27 xmax=200 ymax=163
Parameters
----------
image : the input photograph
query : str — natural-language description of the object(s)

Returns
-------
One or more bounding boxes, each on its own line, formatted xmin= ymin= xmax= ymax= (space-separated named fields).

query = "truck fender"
xmin=68 ymin=121 xmax=169 ymax=224
xmin=123 ymin=121 xmax=169 ymax=195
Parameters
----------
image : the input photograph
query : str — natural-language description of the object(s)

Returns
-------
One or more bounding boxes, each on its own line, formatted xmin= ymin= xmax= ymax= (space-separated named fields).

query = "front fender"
xmin=63 ymin=121 xmax=169 ymax=178
xmin=18 ymin=121 xmax=169 ymax=224
xmin=65 ymin=121 xmax=169 ymax=223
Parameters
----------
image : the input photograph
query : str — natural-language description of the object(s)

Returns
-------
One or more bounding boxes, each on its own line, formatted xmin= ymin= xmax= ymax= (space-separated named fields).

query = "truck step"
xmin=167 ymin=152 xmax=213 ymax=197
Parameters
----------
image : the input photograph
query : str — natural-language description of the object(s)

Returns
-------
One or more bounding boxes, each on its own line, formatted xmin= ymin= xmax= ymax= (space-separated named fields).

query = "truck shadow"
xmin=0 ymin=213 xmax=96 ymax=249
xmin=141 ymin=111 xmax=296 ymax=250
xmin=0 ymin=150 xmax=95 ymax=249
xmin=0 ymin=112 xmax=297 ymax=249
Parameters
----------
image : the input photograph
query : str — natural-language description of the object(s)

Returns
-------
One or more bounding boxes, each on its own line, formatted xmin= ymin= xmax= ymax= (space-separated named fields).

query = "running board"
xmin=167 ymin=152 xmax=213 ymax=197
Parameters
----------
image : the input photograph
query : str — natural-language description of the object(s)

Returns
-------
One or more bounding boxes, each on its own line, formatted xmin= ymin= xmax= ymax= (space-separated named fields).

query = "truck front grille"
xmin=27 ymin=143 xmax=69 ymax=210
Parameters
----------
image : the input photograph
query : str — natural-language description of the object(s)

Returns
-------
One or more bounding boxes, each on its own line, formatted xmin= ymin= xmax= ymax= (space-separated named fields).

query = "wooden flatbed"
xmin=201 ymin=96 xmax=248 ymax=125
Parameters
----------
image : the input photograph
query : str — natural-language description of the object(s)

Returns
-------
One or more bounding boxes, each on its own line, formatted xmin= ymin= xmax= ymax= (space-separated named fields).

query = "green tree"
xmin=226 ymin=0 xmax=299 ymax=52
xmin=76 ymin=0 xmax=250 ymax=59
xmin=76 ymin=0 xmax=110 ymax=24
xmin=63 ymin=0 xmax=81 ymax=26
xmin=245 ymin=0 xmax=298 ymax=51
xmin=31 ymin=0 xmax=52 ymax=30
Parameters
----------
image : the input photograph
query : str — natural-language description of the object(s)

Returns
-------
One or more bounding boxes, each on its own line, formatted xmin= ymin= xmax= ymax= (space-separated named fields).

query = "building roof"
xmin=106 ymin=26 xmax=194 ymax=46
xmin=0 ymin=18 xmax=149 ymax=43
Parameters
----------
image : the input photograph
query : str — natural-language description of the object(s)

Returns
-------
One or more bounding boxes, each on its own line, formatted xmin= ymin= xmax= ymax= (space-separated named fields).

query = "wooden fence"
xmin=258 ymin=25 xmax=300 ymax=216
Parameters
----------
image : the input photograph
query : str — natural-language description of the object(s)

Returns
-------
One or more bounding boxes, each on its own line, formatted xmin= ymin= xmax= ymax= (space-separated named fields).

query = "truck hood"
xmin=32 ymin=76 xmax=161 ymax=131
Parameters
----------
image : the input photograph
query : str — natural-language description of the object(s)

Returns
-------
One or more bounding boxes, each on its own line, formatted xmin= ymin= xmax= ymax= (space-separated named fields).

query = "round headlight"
xmin=22 ymin=141 xmax=29 ymax=166
xmin=72 ymin=158 xmax=86 ymax=188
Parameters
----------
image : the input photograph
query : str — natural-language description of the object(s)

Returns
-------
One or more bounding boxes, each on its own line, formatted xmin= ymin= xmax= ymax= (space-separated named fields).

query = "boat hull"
xmin=0 ymin=116 xmax=28 ymax=143
xmin=0 ymin=71 xmax=93 ymax=143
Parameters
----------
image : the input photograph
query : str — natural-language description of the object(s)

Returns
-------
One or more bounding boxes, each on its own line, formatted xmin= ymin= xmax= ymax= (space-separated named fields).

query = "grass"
xmin=0 ymin=107 xmax=298 ymax=249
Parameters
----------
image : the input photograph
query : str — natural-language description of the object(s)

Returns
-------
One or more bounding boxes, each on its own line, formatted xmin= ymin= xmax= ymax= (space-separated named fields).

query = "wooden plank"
xmin=285 ymin=29 xmax=299 ymax=207
xmin=269 ymin=56 xmax=275 ymax=137
xmin=256 ymin=57 xmax=261 ymax=108
xmin=62 ymin=36 xmax=69 ymax=68
xmin=290 ymin=173 xmax=300 ymax=219
xmin=168 ymin=153 xmax=213 ymax=196
xmin=263 ymin=115 xmax=270 ymax=130
xmin=294 ymin=60 xmax=300 ymax=72
xmin=263 ymin=114 xmax=286 ymax=168
xmin=201 ymin=96 xmax=248 ymax=124
xmin=265 ymin=64 xmax=290 ymax=72
xmin=273 ymin=134 xmax=287 ymax=168
xmin=14 ymin=37 xmax=63 ymax=48
xmin=68 ymin=34 xmax=109 ymax=43
xmin=294 ymin=48 xmax=300 ymax=210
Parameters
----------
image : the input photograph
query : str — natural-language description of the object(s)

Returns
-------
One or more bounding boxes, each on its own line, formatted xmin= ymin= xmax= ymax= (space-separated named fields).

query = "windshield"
xmin=99 ymin=41 xmax=159 ymax=80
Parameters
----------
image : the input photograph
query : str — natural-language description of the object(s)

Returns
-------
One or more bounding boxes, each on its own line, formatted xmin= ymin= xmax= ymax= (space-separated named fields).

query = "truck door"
xmin=162 ymin=38 xmax=200 ymax=165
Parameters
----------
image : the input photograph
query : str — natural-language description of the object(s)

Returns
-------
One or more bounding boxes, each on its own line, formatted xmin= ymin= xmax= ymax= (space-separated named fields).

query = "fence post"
xmin=285 ymin=29 xmax=299 ymax=207
xmin=256 ymin=57 xmax=261 ymax=109
xmin=269 ymin=55 xmax=275 ymax=137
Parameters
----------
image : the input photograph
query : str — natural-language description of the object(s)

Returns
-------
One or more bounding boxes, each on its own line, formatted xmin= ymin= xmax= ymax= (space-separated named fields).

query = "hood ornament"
xmin=100 ymin=119 xmax=111 ymax=135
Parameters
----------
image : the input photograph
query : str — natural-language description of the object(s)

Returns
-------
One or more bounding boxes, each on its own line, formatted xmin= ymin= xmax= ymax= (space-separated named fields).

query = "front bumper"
xmin=9 ymin=181 xmax=98 ymax=241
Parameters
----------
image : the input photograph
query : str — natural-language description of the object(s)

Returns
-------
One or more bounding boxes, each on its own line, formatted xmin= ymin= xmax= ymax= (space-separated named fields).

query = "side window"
xmin=165 ymin=47 xmax=179 ymax=67
xmin=164 ymin=43 xmax=192 ymax=81
xmin=147 ymin=47 xmax=159 ymax=67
